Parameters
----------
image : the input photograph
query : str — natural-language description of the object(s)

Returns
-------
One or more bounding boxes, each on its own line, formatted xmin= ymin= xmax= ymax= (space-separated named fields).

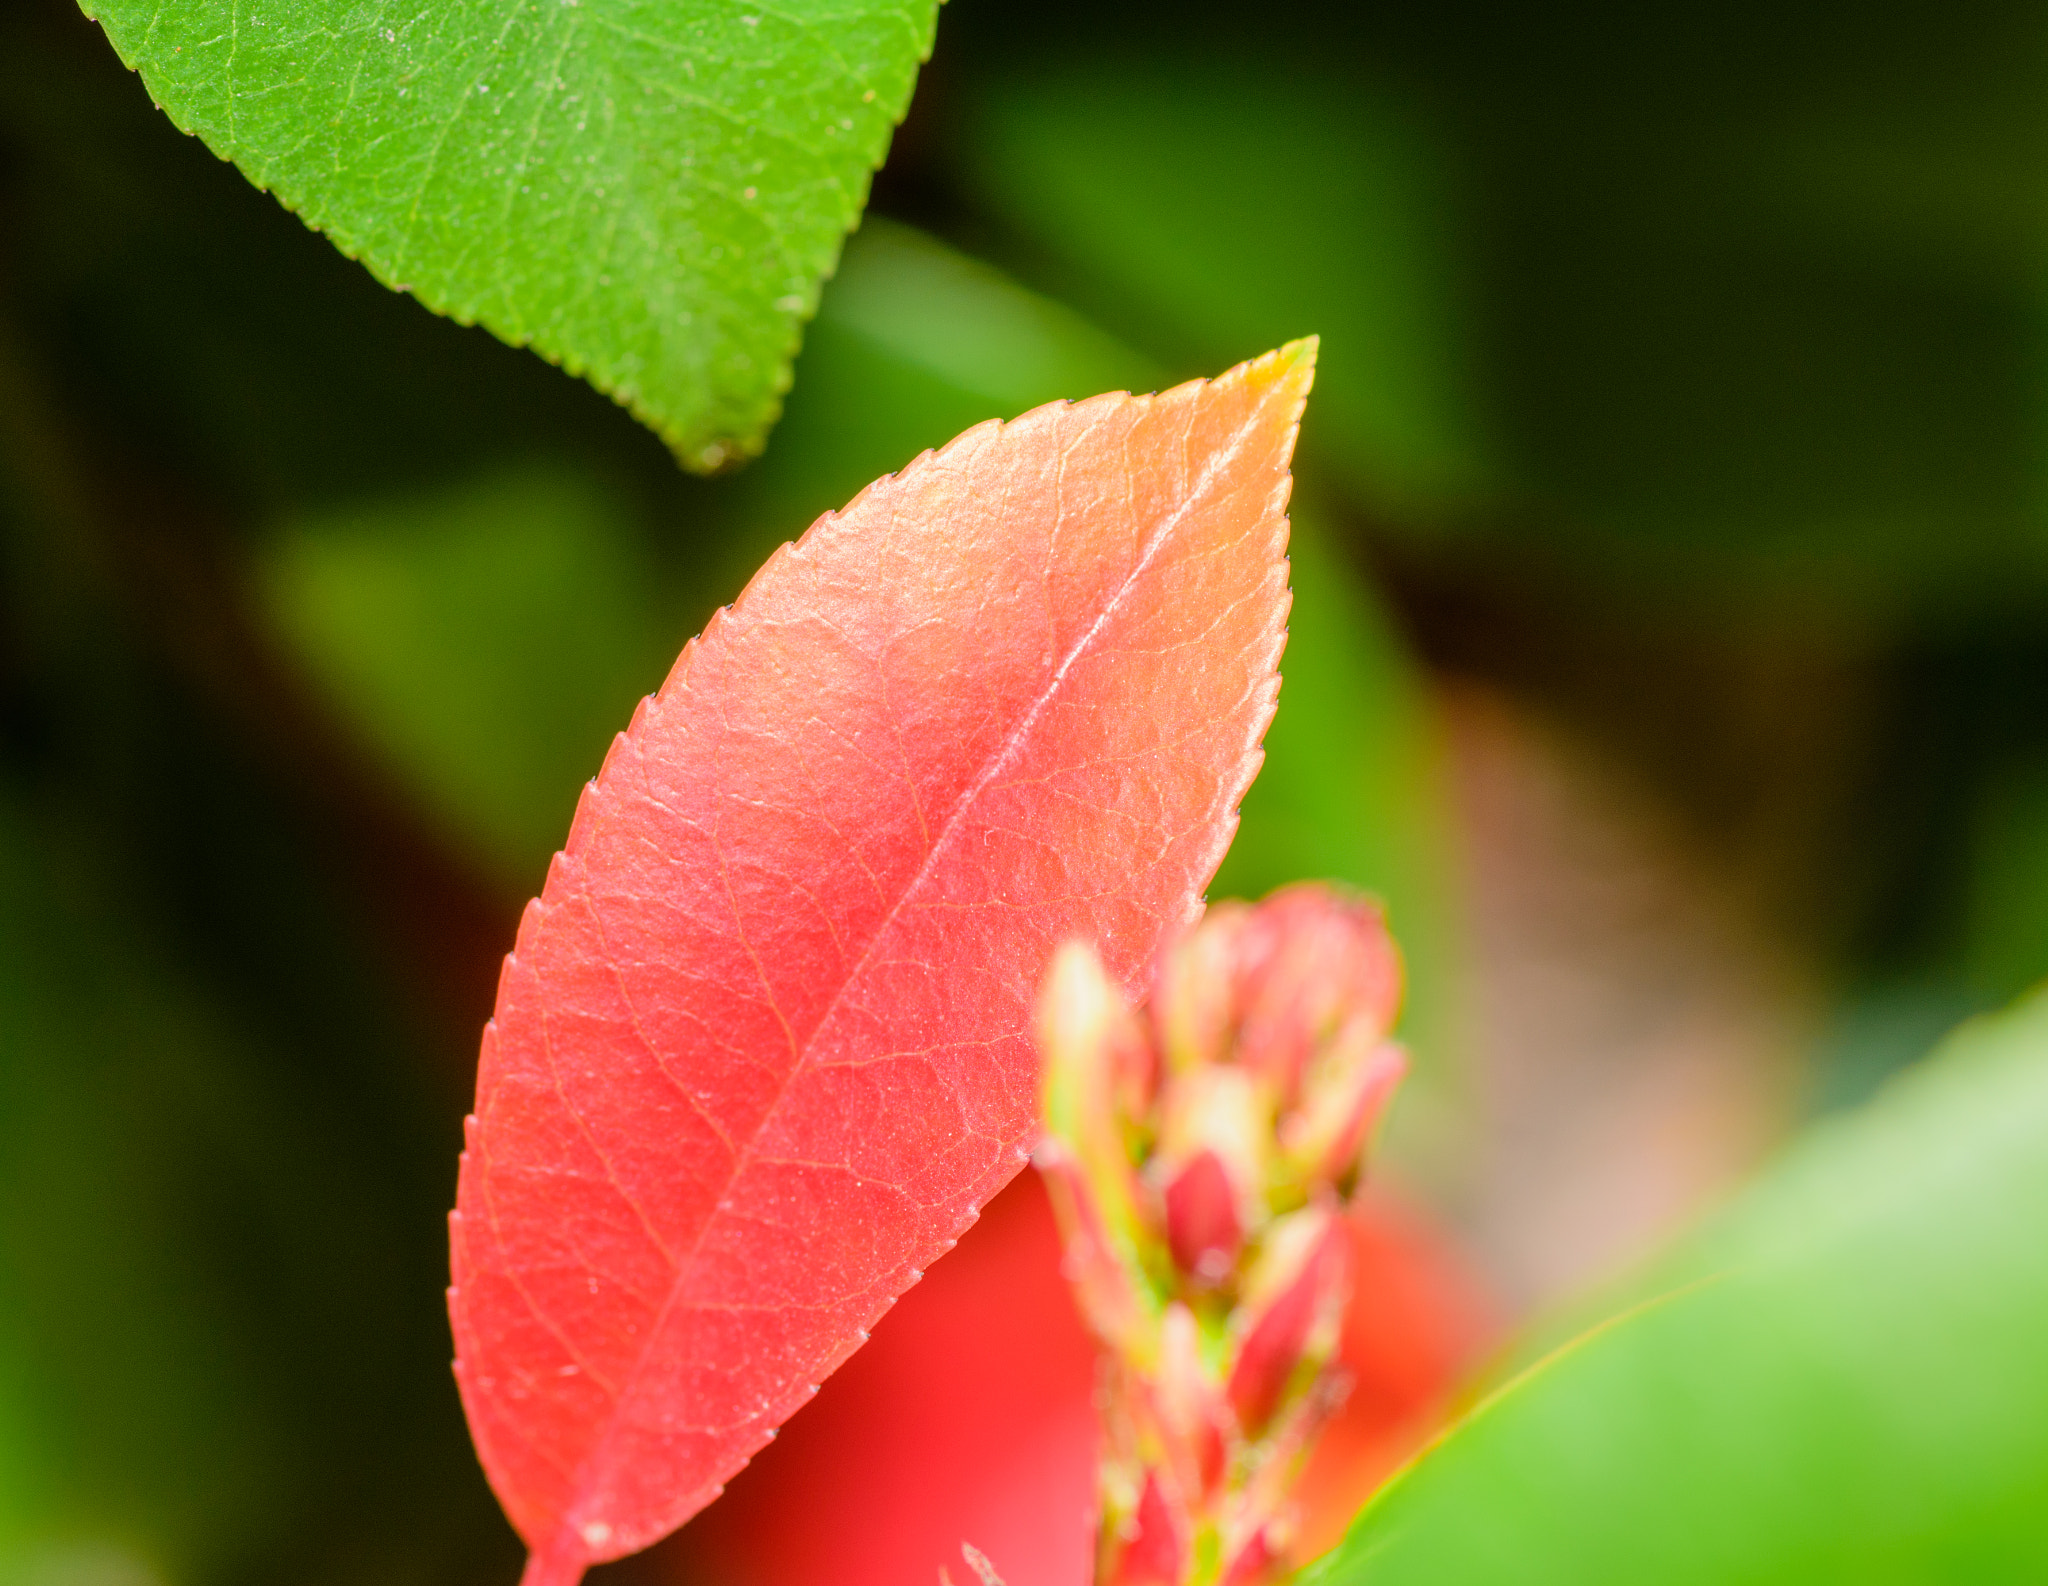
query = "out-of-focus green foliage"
xmin=259 ymin=468 xmax=671 ymax=895
xmin=0 ymin=785 xmax=512 ymax=1585
xmin=1209 ymin=504 xmax=1458 ymax=1068
xmin=79 ymin=0 xmax=937 ymax=470
xmin=0 ymin=797 xmax=268 ymax=1582
xmin=1961 ymin=758 xmax=2048 ymax=1005
xmin=1308 ymin=990 xmax=2048 ymax=1584
xmin=958 ymin=12 xmax=2048 ymax=621
xmin=822 ymin=221 xmax=1148 ymax=418
xmin=966 ymin=68 xmax=1496 ymax=519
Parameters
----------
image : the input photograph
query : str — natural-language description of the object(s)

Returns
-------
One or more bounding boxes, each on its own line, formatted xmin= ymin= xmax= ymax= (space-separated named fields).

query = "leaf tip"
xmin=1264 ymin=335 xmax=1319 ymax=400
xmin=1229 ymin=336 xmax=1318 ymax=431
xmin=1278 ymin=333 xmax=1320 ymax=370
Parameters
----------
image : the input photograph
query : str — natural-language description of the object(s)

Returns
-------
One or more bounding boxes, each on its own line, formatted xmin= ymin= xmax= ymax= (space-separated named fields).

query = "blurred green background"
xmin=5 ymin=0 xmax=2048 ymax=1579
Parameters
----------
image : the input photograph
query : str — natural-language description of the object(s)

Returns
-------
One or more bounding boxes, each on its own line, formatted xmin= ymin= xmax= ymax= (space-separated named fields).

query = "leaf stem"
xmin=518 ymin=1534 xmax=588 ymax=1586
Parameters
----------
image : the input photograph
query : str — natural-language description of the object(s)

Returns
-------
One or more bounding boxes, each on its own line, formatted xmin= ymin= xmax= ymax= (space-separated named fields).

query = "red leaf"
xmin=654 ymin=1171 xmax=1099 ymax=1586
xmin=641 ymin=1182 xmax=1492 ymax=1586
xmin=448 ymin=344 xmax=1316 ymax=1583
xmin=1289 ymin=1195 xmax=1500 ymax=1563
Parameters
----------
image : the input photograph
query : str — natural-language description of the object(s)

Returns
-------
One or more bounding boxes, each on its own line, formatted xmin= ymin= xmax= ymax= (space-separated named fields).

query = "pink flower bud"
xmin=1219 ymin=1524 xmax=1282 ymax=1586
xmin=1227 ymin=1207 xmax=1351 ymax=1438
xmin=1036 ymin=942 xmax=1161 ymax=1354
xmin=1232 ymin=888 xmax=1402 ymax=1103
xmin=1163 ymin=1149 xmax=1244 ymax=1282
xmin=1040 ymin=940 xmax=1155 ymax=1146
xmin=1152 ymin=1302 xmax=1227 ymax=1497
xmin=1154 ymin=1064 xmax=1268 ymax=1275
xmin=1037 ymin=889 xmax=1416 ymax=1586
xmin=1034 ymin=1143 xmax=1154 ymax=1360
xmin=1106 ymin=1471 xmax=1184 ymax=1586
xmin=1281 ymin=1036 xmax=1407 ymax=1191
xmin=1151 ymin=902 xmax=1252 ymax=1073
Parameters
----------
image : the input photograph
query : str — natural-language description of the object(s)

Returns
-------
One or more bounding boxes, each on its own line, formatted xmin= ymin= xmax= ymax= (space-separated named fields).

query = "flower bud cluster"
xmin=1034 ymin=885 xmax=1408 ymax=1586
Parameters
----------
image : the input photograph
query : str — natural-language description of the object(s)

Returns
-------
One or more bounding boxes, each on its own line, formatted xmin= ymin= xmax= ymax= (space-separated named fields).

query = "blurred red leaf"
xmin=1291 ymin=1196 xmax=1500 ymax=1564
xmin=656 ymin=1171 xmax=1100 ymax=1586
xmin=636 ymin=1178 xmax=1492 ymax=1586
xmin=449 ymin=345 xmax=1315 ymax=1583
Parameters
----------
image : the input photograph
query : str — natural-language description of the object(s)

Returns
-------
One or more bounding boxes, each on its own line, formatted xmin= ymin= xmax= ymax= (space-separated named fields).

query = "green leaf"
xmin=79 ymin=0 xmax=938 ymax=469
xmin=1307 ymin=991 xmax=2048 ymax=1585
